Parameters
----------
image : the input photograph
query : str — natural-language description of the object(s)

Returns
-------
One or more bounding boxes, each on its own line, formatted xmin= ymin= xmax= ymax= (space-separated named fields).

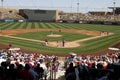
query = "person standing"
xmin=50 ymin=30 xmax=53 ymax=35
xmin=45 ymin=39 xmax=48 ymax=46
xmin=59 ymin=28 xmax=61 ymax=32
xmin=0 ymin=28 xmax=2 ymax=33
xmin=106 ymin=31 xmax=109 ymax=36
xmin=8 ymin=43 xmax=12 ymax=49
xmin=56 ymin=41 xmax=59 ymax=47
xmin=62 ymin=38 xmax=65 ymax=47
xmin=34 ymin=64 xmax=44 ymax=80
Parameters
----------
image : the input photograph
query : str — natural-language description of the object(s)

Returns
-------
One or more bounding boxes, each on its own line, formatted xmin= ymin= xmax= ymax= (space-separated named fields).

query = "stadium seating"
xmin=0 ymin=8 xmax=24 ymax=20
xmin=0 ymin=48 xmax=120 ymax=80
xmin=60 ymin=13 xmax=120 ymax=22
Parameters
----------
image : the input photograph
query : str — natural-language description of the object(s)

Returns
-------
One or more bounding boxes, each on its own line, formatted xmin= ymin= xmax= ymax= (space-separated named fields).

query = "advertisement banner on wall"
xmin=4 ymin=19 xmax=14 ymax=22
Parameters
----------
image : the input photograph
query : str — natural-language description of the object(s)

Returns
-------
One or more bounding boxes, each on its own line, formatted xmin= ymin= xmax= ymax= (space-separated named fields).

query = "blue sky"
xmin=1 ymin=0 xmax=120 ymax=13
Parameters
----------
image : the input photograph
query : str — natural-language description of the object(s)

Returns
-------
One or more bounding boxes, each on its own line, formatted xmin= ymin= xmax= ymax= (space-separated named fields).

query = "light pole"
xmin=70 ymin=0 xmax=72 ymax=12
xmin=77 ymin=0 xmax=79 ymax=21
xmin=1 ymin=0 xmax=3 ymax=9
xmin=113 ymin=0 xmax=116 ymax=16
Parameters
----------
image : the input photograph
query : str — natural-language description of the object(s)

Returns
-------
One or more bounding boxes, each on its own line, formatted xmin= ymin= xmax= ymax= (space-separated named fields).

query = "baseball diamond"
xmin=0 ymin=1 xmax=120 ymax=80
xmin=0 ymin=22 xmax=120 ymax=55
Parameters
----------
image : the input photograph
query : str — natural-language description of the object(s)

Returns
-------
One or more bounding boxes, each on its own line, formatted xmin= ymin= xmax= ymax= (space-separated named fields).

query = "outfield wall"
xmin=61 ymin=20 xmax=120 ymax=25
xmin=19 ymin=9 xmax=59 ymax=22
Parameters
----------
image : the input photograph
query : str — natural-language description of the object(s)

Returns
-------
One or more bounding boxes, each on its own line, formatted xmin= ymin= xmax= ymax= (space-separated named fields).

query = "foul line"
xmin=0 ymin=34 xmax=108 ymax=43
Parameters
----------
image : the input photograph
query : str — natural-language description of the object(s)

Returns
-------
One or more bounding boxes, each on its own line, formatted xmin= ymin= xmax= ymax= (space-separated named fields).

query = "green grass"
xmin=0 ymin=22 xmax=120 ymax=55
xmin=13 ymin=31 xmax=91 ymax=41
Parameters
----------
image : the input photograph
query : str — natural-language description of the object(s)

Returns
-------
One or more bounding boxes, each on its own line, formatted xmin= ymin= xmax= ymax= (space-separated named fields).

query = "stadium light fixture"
xmin=113 ymin=0 xmax=116 ymax=16
xmin=1 ymin=0 xmax=4 ymax=9
xmin=77 ymin=0 xmax=79 ymax=13
xmin=77 ymin=0 xmax=79 ymax=21
xmin=70 ymin=0 xmax=72 ymax=12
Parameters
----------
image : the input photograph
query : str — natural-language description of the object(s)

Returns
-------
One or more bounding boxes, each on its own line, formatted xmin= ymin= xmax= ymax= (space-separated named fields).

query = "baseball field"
xmin=0 ymin=22 xmax=120 ymax=55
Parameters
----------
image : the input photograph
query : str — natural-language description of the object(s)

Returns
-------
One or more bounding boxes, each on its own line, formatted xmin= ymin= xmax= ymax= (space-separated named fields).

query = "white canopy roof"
xmin=9 ymin=48 xmax=20 ymax=51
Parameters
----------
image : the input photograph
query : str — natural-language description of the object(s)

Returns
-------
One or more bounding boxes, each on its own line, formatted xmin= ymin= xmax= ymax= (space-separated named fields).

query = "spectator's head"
xmin=25 ymin=63 xmax=30 ymax=70
xmin=1 ymin=62 xmax=7 ymax=69
xmin=37 ymin=63 xmax=40 ymax=67
xmin=69 ymin=62 xmax=74 ymax=68
xmin=17 ymin=64 xmax=23 ymax=70
xmin=9 ymin=64 xmax=15 ymax=69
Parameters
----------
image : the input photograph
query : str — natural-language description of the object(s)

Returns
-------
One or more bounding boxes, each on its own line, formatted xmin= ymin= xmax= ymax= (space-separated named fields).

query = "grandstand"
xmin=0 ymin=7 xmax=120 ymax=24
xmin=109 ymin=7 xmax=120 ymax=14
xmin=59 ymin=9 xmax=120 ymax=23
xmin=0 ymin=8 xmax=24 ymax=20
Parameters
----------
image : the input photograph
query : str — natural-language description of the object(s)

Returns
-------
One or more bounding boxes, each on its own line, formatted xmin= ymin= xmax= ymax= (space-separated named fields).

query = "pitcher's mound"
xmin=47 ymin=34 xmax=62 ymax=37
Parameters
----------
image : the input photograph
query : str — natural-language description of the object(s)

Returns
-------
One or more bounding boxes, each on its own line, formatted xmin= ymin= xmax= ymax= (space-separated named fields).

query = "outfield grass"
xmin=13 ymin=31 xmax=91 ymax=41
xmin=0 ymin=22 xmax=120 ymax=54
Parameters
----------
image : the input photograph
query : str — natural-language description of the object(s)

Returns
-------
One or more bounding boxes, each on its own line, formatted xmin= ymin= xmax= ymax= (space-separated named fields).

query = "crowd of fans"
xmin=64 ymin=52 xmax=120 ymax=80
xmin=0 ymin=8 xmax=24 ymax=20
xmin=0 ymin=47 xmax=120 ymax=80
xmin=0 ymin=12 xmax=24 ymax=20
xmin=60 ymin=13 xmax=120 ymax=22
xmin=0 ymin=48 xmax=60 ymax=80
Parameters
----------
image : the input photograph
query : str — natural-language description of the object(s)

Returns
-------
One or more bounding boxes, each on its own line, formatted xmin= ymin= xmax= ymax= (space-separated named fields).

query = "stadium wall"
xmin=62 ymin=20 xmax=120 ymax=25
xmin=19 ymin=9 xmax=59 ymax=22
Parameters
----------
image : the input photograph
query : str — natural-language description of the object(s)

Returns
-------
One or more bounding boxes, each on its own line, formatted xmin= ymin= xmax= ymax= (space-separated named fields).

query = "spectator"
xmin=65 ymin=62 xmax=76 ymax=80
xmin=34 ymin=64 xmax=44 ymax=80
xmin=6 ymin=64 xmax=17 ymax=80
xmin=21 ymin=63 xmax=34 ymax=80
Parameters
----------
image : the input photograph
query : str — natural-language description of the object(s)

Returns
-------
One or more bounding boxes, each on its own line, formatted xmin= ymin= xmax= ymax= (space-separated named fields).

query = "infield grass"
xmin=13 ymin=31 xmax=91 ymax=41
